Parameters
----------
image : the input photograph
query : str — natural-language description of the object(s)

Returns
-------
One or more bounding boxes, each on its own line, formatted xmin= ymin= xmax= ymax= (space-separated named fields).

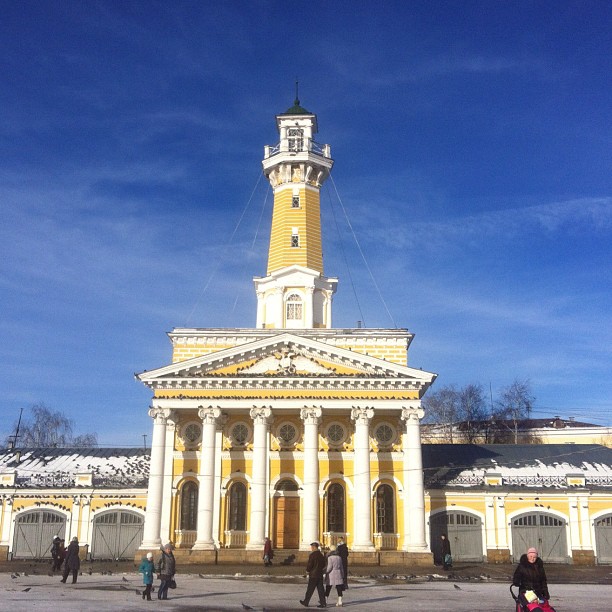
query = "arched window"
xmin=180 ymin=481 xmax=198 ymax=530
xmin=286 ymin=293 xmax=303 ymax=321
xmin=228 ymin=481 xmax=247 ymax=531
xmin=275 ymin=479 xmax=299 ymax=492
xmin=376 ymin=484 xmax=394 ymax=533
xmin=288 ymin=128 xmax=304 ymax=152
xmin=327 ymin=483 xmax=345 ymax=533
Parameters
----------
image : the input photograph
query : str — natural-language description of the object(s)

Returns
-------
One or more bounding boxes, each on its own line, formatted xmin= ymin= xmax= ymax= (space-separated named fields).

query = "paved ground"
xmin=2 ymin=562 xmax=612 ymax=611
xmin=2 ymin=571 xmax=612 ymax=611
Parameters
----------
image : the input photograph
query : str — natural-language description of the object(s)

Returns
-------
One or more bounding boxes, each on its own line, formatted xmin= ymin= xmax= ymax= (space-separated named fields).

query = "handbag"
xmin=168 ymin=578 xmax=177 ymax=589
xmin=444 ymin=553 xmax=452 ymax=565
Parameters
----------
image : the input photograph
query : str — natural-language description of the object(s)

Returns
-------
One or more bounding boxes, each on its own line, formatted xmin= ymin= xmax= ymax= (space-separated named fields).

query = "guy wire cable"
xmin=329 ymin=174 xmax=397 ymax=328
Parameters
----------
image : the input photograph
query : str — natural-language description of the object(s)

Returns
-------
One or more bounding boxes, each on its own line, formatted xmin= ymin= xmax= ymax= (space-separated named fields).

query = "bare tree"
xmin=457 ymin=384 xmax=489 ymax=443
xmin=5 ymin=404 xmax=98 ymax=448
xmin=422 ymin=385 xmax=460 ymax=443
xmin=492 ymin=379 xmax=536 ymax=444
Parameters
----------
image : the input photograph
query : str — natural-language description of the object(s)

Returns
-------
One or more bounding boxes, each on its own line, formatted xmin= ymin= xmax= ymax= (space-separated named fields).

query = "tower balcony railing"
xmin=264 ymin=140 xmax=331 ymax=159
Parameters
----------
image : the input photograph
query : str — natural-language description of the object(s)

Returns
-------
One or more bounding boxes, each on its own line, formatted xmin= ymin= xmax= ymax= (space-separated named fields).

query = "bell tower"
xmin=253 ymin=97 xmax=338 ymax=329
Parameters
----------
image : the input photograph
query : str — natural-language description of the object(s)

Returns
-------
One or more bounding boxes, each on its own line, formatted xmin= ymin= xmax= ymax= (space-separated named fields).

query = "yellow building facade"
xmin=136 ymin=99 xmax=437 ymax=564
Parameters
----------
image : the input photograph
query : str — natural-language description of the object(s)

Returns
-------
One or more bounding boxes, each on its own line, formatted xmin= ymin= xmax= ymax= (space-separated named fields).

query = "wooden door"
xmin=274 ymin=496 xmax=300 ymax=549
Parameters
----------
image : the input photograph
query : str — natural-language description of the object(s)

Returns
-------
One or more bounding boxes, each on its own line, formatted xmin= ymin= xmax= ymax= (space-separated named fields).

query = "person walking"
xmin=263 ymin=537 xmax=274 ymax=566
xmin=300 ymin=541 xmax=327 ymax=608
xmin=323 ymin=545 xmax=345 ymax=607
xmin=139 ymin=552 xmax=155 ymax=601
xmin=336 ymin=537 xmax=349 ymax=592
xmin=441 ymin=534 xmax=452 ymax=570
xmin=50 ymin=535 xmax=64 ymax=572
xmin=512 ymin=546 xmax=553 ymax=609
xmin=61 ymin=537 xmax=80 ymax=584
xmin=156 ymin=543 xmax=176 ymax=601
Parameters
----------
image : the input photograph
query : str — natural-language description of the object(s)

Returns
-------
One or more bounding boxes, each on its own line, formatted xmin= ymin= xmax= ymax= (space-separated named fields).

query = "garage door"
xmin=511 ymin=512 xmax=568 ymax=563
xmin=13 ymin=510 xmax=66 ymax=559
xmin=594 ymin=514 xmax=612 ymax=564
xmin=91 ymin=510 xmax=144 ymax=560
xmin=430 ymin=511 xmax=483 ymax=562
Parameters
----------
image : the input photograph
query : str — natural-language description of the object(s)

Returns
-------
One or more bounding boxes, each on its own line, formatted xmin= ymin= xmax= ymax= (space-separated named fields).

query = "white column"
xmin=0 ymin=497 xmax=14 ymax=546
xmin=351 ymin=407 xmax=375 ymax=551
xmin=300 ymin=407 xmax=322 ymax=549
xmin=193 ymin=406 xmax=221 ymax=550
xmin=160 ymin=417 xmax=176 ymax=543
xmin=247 ymin=407 xmax=272 ymax=549
xmin=140 ymin=407 xmax=172 ymax=549
xmin=568 ymin=495 xmax=580 ymax=550
xmin=256 ymin=291 xmax=265 ymax=329
xmin=212 ymin=418 xmax=226 ymax=547
xmin=496 ymin=496 xmax=508 ymax=549
xmin=579 ymin=496 xmax=592 ymax=550
xmin=484 ymin=495 xmax=496 ymax=552
xmin=401 ymin=407 xmax=427 ymax=551
xmin=305 ymin=287 xmax=315 ymax=328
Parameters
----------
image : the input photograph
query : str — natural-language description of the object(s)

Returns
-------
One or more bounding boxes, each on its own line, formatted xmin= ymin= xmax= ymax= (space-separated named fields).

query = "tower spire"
xmin=253 ymin=100 xmax=338 ymax=329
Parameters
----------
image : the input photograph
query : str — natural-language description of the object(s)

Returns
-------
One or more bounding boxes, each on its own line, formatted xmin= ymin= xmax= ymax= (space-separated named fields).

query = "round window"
xmin=278 ymin=422 xmax=298 ymax=445
xmin=231 ymin=423 xmax=249 ymax=445
xmin=375 ymin=423 xmax=395 ymax=445
xmin=183 ymin=423 xmax=201 ymax=444
xmin=327 ymin=423 xmax=346 ymax=444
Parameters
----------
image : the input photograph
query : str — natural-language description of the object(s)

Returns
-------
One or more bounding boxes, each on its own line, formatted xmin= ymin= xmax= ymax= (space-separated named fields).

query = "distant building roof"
xmin=423 ymin=443 xmax=612 ymax=489
xmin=0 ymin=447 xmax=149 ymax=488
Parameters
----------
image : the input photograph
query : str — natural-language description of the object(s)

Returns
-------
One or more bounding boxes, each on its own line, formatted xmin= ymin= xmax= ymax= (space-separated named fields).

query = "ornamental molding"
xmin=138 ymin=332 xmax=436 ymax=386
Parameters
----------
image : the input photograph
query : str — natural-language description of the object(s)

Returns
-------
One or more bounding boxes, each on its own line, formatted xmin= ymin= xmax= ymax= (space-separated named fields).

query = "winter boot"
xmin=336 ymin=596 xmax=343 ymax=607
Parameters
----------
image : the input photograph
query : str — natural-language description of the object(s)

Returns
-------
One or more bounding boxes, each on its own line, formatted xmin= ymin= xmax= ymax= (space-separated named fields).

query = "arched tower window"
xmin=375 ymin=484 xmax=395 ymax=533
xmin=287 ymin=127 xmax=304 ymax=152
xmin=228 ymin=481 xmax=247 ymax=531
xmin=286 ymin=293 xmax=303 ymax=321
xmin=327 ymin=483 xmax=345 ymax=533
xmin=180 ymin=481 xmax=198 ymax=531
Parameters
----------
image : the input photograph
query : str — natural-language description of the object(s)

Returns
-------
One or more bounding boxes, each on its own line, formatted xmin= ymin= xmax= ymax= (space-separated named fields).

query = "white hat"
xmin=146 ymin=552 xmax=153 ymax=559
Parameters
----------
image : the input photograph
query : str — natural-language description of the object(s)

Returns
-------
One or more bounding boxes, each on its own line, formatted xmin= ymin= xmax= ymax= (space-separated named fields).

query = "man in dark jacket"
xmin=512 ymin=547 xmax=550 ymax=602
xmin=300 ymin=541 xmax=327 ymax=608
xmin=61 ymin=537 xmax=80 ymax=584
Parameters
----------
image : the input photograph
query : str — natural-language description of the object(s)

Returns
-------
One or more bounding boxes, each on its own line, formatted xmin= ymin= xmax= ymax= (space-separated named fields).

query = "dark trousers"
xmin=51 ymin=557 xmax=62 ymax=571
xmin=143 ymin=583 xmax=152 ymax=600
xmin=62 ymin=568 xmax=78 ymax=583
xmin=325 ymin=585 xmax=343 ymax=597
xmin=158 ymin=578 xmax=170 ymax=599
xmin=304 ymin=574 xmax=326 ymax=605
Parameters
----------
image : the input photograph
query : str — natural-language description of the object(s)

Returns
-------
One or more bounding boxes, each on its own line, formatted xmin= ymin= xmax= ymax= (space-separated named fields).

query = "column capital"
xmin=300 ymin=406 xmax=322 ymax=425
xmin=148 ymin=407 xmax=175 ymax=424
xmin=198 ymin=406 xmax=222 ymax=424
xmin=250 ymin=406 xmax=273 ymax=425
xmin=401 ymin=407 xmax=424 ymax=424
xmin=351 ymin=406 xmax=374 ymax=424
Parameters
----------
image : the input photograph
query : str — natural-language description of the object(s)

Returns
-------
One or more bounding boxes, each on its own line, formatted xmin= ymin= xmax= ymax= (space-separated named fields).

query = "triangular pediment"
xmin=138 ymin=332 xmax=435 ymax=385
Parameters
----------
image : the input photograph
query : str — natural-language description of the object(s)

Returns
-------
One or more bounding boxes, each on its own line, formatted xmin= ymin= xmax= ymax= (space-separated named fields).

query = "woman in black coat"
xmin=441 ymin=534 xmax=452 ymax=570
xmin=512 ymin=547 xmax=550 ymax=601
xmin=61 ymin=537 xmax=80 ymax=584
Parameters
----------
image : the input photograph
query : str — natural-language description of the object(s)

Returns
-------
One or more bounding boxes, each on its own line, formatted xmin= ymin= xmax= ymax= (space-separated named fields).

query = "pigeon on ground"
xmin=242 ymin=604 xmax=254 ymax=610
xmin=122 ymin=576 xmax=129 ymax=582
xmin=454 ymin=584 xmax=462 ymax=590
xmin=22 ymin=588 xmax=31 ymax=592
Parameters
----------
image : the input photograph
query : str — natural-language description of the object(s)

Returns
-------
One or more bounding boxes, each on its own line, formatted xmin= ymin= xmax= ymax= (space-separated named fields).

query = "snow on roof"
xmin=0 ymin=447 xmax=149 ymax=488
xmin=423 ymin=444 xmax=612 ymax=489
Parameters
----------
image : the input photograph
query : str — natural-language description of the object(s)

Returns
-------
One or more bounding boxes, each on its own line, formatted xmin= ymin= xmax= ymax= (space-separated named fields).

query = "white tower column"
xmin=300 ymin=407 xmax=322 ymax=548
xmin=351 ymin=407 xmax=375 ymax=551
xmin=193 ymin=406 xmax=222 ymax=550
xmin=141 ymin=407 xmax=173 ymax=549
xmin=401 ymin=407 xmax=428 ymax=551
xmin=247 ymin=407 xmax=272 ymax=549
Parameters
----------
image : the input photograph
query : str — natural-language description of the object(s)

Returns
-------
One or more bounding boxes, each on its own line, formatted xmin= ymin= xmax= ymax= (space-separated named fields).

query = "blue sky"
xmin=1 ymin=1 xmax=611 ymax=445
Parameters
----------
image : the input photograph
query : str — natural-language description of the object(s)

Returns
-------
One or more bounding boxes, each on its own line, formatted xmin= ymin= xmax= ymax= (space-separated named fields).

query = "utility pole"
xmin=8 ymin=406 xmax=24 ymax=449
xmin=142 ymin=434 xmax=148 ymax=451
